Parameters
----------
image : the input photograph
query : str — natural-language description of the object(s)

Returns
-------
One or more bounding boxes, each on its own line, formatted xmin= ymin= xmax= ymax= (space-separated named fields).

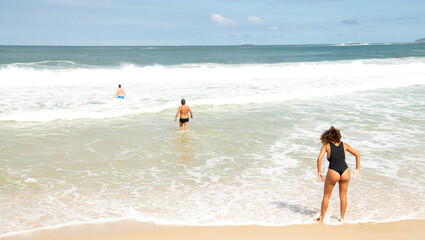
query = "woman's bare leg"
xmin=339 ymin=169 xmax=350 ymax=220
xmin=317 ymin=169 xmax=340 ymax=222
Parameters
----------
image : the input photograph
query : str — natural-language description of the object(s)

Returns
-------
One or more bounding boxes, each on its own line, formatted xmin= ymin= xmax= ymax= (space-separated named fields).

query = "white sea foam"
xmin=5 ymin=60 xmax=76 ymax=67
xmin=24 ymin=178 xmax=37 ymax=183
xmin=1 ymin=58 xmax=425 ymax=122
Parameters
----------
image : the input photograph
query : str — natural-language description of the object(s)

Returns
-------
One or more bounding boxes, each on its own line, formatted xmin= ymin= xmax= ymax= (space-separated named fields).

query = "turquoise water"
xmin=0 ymin=43 xmax=425 ymax=236
xmin=1 ymin=43 xmax=424 ymax=68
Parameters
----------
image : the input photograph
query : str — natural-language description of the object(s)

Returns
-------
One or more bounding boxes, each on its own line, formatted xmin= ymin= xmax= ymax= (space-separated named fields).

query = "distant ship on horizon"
xmin=241 ymin=42 xmax=254 ymax=46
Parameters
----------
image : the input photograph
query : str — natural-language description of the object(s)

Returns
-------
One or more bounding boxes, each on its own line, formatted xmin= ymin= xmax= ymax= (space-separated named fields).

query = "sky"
xmin=0 ymin=0 xmax=424 ymax=46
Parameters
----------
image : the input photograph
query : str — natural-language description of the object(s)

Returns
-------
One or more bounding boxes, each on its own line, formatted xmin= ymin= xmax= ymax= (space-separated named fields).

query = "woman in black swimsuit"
xmin=316 ymin=126 xmax=361 ymax=223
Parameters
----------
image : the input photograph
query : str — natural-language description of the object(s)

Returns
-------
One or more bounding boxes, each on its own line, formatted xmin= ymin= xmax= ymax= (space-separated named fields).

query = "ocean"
xmin=1 ymin=43 xmax=425 ymax=236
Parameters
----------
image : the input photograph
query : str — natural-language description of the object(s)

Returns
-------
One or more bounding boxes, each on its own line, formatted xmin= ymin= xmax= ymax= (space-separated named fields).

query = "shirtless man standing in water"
xmin=114 ymin=84 xmax=127 ymax=99
xmin=174 ymin=99 xmax=193 ymax=131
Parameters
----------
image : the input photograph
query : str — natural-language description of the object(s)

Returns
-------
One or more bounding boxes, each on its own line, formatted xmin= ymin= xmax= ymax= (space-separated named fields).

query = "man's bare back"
xmin=174 ymin=99 xmax=193 ymax=131
xmin=114 ymin=84 xmax=127 ymax=99
xmin=179 ymin=105 xmax=191 ymax=118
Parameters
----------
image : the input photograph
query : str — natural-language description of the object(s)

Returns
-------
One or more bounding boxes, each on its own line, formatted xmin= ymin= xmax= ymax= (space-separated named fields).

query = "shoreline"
xmin=2 ymin=219 xmax=424 ymax=240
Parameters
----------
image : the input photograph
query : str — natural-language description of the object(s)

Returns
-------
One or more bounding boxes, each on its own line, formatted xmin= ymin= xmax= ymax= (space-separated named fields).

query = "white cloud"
xmin=210 ymin=14 xmax=238 ymax=27
xmin=246 ymin=16 xmax=278 ymax=31
xmin=268 ymin=26 xmax=279 ymax=31
xmin=248 ymin=16 xmax=265 ymax=25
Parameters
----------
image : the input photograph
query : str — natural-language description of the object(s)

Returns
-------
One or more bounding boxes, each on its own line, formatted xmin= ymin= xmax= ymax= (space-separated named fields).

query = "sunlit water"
xmin=1 ymin=44 xmax=425 ymax=236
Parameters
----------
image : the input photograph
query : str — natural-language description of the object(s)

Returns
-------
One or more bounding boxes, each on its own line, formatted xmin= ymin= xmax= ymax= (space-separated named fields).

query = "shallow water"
xmin=1 ymin=85 xmax=425 ymax=235
xmin=1 ymin=44 xmax=425 ymax=235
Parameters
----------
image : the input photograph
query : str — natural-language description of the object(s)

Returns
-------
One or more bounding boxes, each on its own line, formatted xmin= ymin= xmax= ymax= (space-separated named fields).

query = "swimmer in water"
xmin=174 ymin=99 xmax=193 ymax=131
xmin=114 ymin=84 xmax=127 ymax=99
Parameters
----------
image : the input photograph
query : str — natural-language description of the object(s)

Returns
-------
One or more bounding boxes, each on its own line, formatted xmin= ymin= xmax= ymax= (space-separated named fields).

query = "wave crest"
xmin=1 ymin=58 xmax=425 ymax=122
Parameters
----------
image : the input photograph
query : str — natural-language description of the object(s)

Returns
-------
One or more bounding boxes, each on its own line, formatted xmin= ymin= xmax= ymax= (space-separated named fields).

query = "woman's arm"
xmin=345 ymin=143 xmax=361 ymax=177
xmin=317 ymin=145 xmax=327 ymax=181
xmin=345 ymin=143 xmax=360 ymax=170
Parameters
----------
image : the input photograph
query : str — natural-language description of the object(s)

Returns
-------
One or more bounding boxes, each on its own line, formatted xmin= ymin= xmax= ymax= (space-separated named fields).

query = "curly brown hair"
xmin=320 ymin=126 xmax=342 ymax=144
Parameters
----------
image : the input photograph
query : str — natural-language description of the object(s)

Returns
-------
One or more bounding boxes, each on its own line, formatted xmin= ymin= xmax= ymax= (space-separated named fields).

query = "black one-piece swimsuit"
xmin=327 ymin=142 xmax=348 ymax=175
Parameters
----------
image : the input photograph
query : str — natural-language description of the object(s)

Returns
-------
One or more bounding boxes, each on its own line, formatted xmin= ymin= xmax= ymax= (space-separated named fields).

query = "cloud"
xmin=341 ymin=19 xmax=358 ymax=25
xmin=268 ymin=26 xmax=279 ymax=31
xmin=247 ymin=16 xmax=278 ymax=31
xmin=210 ymin=14 xmax=238 ymax=27
xmin=248 ymin=16 xmax=265 ymax=25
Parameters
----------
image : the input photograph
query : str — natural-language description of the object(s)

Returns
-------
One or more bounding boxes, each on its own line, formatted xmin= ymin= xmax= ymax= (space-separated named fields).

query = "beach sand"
xmin=3 ymin=219 xmax=424 ymax=240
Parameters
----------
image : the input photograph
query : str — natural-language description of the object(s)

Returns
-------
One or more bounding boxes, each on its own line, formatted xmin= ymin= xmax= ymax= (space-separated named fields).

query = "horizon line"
xmin=0 ymin=41 xmax=415 ymax=47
